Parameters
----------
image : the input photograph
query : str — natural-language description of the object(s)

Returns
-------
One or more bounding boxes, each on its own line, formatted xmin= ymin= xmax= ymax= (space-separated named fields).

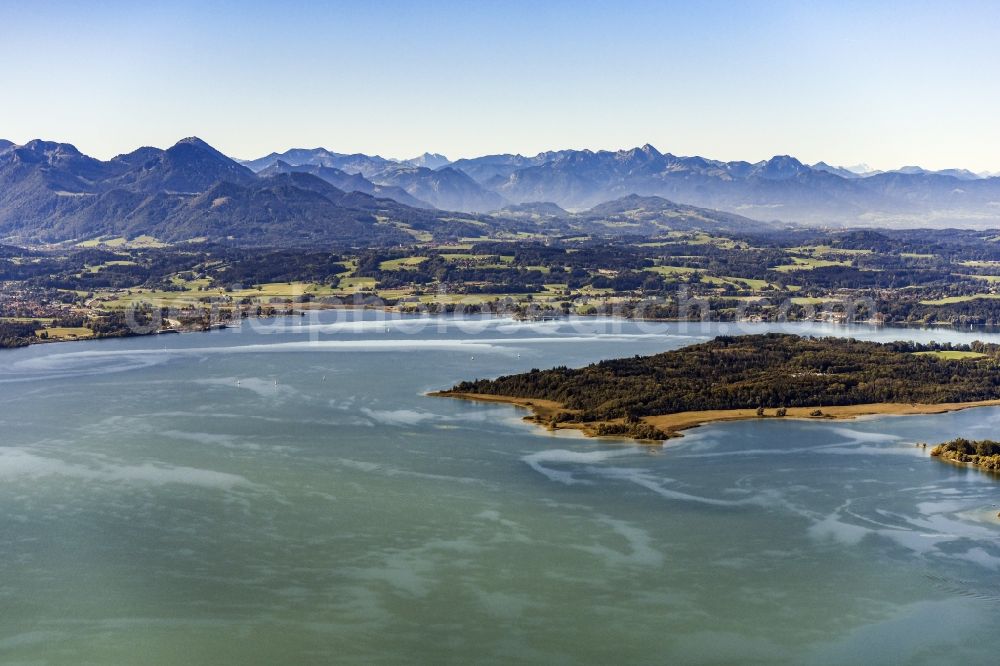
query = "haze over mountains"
xmin=242 ymin=148 xmax=505 ymax=213
xmin=241 ymin=143 xmax=1000 ymax=227
xmin=4 ymin=136 xmax=1000 ymax=247
xmin=810 ymin=161 xmax=988 ymax=181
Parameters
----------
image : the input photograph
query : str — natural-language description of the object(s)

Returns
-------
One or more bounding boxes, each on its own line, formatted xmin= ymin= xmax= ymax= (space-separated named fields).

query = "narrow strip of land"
xmin=432 ymin=391 xmax=1000 ymax=441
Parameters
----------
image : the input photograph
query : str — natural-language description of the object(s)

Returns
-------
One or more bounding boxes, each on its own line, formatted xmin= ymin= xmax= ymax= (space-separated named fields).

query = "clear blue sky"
xmin=2 ymin=0 xmax=998 ymax=170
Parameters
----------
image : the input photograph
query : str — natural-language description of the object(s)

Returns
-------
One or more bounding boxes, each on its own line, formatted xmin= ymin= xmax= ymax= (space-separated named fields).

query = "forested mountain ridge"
xmin=0 ymin=138 xmax=506 ymax=245
xmin=573 ymin=194 xmax=773 ymax=233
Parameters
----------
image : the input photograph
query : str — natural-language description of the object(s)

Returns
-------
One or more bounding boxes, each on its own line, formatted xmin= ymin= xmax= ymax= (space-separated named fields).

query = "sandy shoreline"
xmin=430 ymin=391 xmax=1000 ymax=443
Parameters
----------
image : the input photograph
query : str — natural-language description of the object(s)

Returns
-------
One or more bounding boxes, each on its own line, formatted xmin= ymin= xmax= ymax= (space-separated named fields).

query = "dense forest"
xmin=0 ymin=320 xmax=39 ymax=348
xmin=447 ymin=334 xmax=1000 ymax=421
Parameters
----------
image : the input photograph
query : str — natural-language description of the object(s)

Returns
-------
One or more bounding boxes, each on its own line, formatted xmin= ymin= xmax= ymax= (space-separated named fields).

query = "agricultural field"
xmin=379 ymin=256 xmax=428 ymax=271
xmin=912 ymin=350 xmax=987 ymax=360
xmin=787 ymin=245 xmax=872 ymax=257
xmin=36 ymin=326 xmax=94 ymax=340
xmin=773 ymin=256 xmax=851 ymax=272
xmin=919 ymin=293 xmax=1000 ymax=305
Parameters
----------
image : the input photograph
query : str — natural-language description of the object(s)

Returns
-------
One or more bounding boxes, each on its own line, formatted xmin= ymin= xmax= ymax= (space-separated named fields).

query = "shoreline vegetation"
xmin=930 ymin=438 xmax=1000 ymax=474
xmin=5 ymin=301 xmax=1000 ymax=351
xmin=434 ymin=334 xmax=1000 ymax=442
xmin=0 ymin=307 xmax=901 ymax=350
xmin=0 ymin=297 xmax=958 ymax=350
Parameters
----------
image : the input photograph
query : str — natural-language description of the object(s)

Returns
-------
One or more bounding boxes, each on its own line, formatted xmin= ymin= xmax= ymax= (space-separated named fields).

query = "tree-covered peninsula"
xmin=930 ymin=439 xmax=1000 ymax=472
xmin=438 ymin=334 xmax=1000 ymax=440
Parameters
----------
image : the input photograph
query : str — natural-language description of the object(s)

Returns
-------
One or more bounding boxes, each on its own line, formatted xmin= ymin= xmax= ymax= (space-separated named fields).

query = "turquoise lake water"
xmin=1 ymin=313 xmax=998 ymax=664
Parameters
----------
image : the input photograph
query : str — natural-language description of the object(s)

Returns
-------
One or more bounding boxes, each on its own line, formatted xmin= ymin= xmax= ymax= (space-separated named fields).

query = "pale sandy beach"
xmin=433 ymin=391 xmax=1000 ymax=442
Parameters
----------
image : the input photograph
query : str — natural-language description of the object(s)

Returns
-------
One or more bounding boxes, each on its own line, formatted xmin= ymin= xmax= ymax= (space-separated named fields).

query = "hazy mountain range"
xmin=241 ymin=148 xmax=504 ymax=213
xmin=4 ymin=136 xmax=1000 ymax=247
xmin=242 ymin=143 xmax=1000 ymax=227
xmin=811 ymin=161 xmax=986 ymax=181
